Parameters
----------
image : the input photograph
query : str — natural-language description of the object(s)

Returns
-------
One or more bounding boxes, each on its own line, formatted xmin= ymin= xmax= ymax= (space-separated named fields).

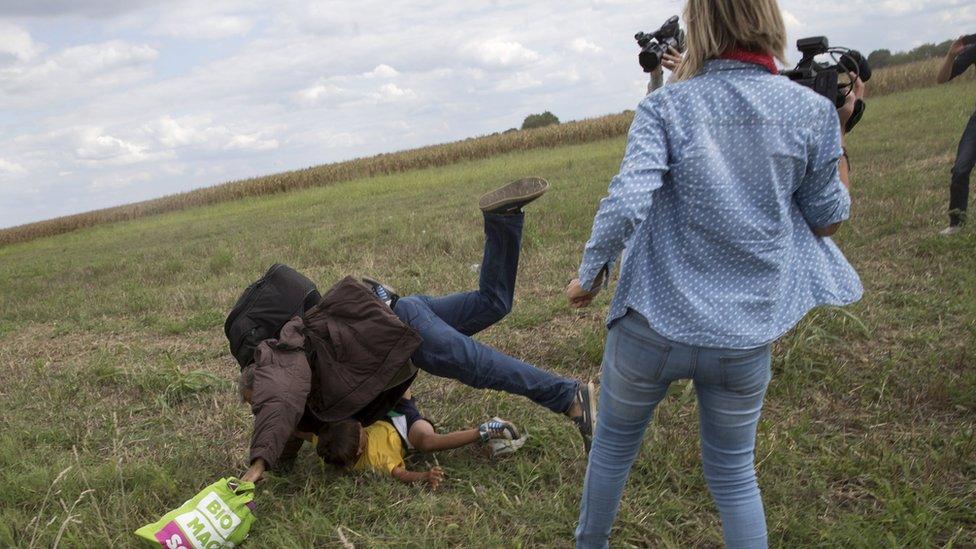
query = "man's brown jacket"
xmin=248 ymin=276 xmax=421 ymax=470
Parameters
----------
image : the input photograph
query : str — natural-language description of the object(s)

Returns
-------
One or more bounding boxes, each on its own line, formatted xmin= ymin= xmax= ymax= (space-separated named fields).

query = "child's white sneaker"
xmin=478 ymin=417 xmax=520 ymax=442
xmin=479 ymin=417 xmax=526 ymax=458
xmin=488 ymin=434 xmax=527 ymax=458
xmin=940 ymin=225 xmax=962 ymax=236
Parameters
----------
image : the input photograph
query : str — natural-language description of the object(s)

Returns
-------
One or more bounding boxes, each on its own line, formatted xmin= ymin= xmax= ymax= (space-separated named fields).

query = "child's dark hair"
xmin=316 ymin=420 xmax=362 ymax=467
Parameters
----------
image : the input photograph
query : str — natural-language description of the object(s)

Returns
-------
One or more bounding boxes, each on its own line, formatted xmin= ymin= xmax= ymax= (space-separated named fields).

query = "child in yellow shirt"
xmin=315 ymin=390 xmax=521 ymax=488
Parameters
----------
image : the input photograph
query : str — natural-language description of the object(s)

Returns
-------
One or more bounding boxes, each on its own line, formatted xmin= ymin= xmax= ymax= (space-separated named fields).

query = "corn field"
xmin=1 ymin=57 xmax=969 ymax=247
xmin=868 ymin=57 xmax=975 ymax=97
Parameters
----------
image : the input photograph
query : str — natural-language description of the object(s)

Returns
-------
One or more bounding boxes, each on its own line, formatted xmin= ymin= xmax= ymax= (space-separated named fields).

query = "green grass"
xmin=1 ymin=82 xmax=975 ymax=547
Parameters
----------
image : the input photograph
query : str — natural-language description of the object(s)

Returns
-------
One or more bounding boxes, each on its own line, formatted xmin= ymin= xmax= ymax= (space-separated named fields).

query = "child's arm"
xmin=390 ymin=465 xmax=444 ymax=490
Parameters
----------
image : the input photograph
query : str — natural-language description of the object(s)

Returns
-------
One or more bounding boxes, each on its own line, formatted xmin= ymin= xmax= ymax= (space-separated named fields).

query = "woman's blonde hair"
xmin=673 ymin=0 xmax=788 ymax=82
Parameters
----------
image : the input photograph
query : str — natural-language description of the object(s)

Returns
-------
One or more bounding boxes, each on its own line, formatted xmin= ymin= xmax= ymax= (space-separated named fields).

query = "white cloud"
xmin=0 ymin=158 xmax=27 ymax=177
xmin=363 ymin=64 xmax=399 ymax=78
xmin=143 ymin=115 xmax=206 ymax=148
xmin=89 ymin=170 xmax=152 ymax=190
xmin=0 ymin=39 xmax=157 ymax=107
xmin=372 ymin=83 xmax=417 ymax=102
xmin=0 ymin=23 xmax=42 ymax=62
xmin=224 ymin=133 xmax=278 ymax=151
xmin=73 ymin=127 xmax=168 ymax=165
xmin=462 ymin=38 xmax=539 ymax=68
xmin=781 ymin=10 xmax=802 ymax=31
xmin=151 ymin=13 xmax=254 ymax=40
xmin=143 ymin=115 xmax=278 ymax=152
xmin=570 ymin=38 xmax=602 ymax=54
xmin=290 ymin=130 xmax=365 ymax=149
xmin=494 ymin=72 xmax=542 ymax=92
xmin=295 ymin=82 xmax=346 ymax=106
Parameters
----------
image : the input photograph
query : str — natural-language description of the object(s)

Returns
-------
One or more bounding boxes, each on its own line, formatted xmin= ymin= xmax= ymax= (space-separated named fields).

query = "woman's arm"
xmin=811 ymin=133 xmax=850 ymax=238
xmin=808 ymin=74 xmax=863 ymax=237
xmin=575 ymin=99 xmax=669 ymax=293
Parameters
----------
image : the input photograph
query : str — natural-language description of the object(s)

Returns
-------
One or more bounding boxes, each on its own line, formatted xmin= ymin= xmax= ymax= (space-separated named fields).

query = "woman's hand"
xmin=661 ymin=46 xmax=683 ymax=72
xmin=837 ymin=72 xmax=866 ymax=133
xmin=567 ymin=278 xmax=600 ymax=309
xmin=425 ymin=466 xmax=444 ymax=490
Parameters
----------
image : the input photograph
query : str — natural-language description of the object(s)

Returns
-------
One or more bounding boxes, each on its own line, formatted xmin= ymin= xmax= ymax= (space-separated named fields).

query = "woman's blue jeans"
xmin=576 ymin=310 xmax=771 ymax=549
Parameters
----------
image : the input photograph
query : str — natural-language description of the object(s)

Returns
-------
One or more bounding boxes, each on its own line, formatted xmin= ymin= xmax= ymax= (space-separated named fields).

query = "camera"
xmin=781 ymin=36 xmax=871 ymax=131
xmin=635 ymin=15 xmax=685 ymax=73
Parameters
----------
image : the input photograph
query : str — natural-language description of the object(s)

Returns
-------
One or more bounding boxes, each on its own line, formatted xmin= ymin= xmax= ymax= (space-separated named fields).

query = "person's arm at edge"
xmin=937 ymin=37 xmax=968 ymax=85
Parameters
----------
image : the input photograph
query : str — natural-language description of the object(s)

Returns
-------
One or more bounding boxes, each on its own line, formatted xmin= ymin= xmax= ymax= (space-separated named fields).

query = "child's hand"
xmin=425 ymin=466 xmax=444 ymax=490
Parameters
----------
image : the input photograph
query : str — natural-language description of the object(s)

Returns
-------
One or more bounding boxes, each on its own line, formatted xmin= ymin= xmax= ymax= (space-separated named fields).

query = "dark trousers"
xmin=950 ymin=110 xmax=976 ymax=226
xmin=394 ymin=212 xmax=578 ymax=413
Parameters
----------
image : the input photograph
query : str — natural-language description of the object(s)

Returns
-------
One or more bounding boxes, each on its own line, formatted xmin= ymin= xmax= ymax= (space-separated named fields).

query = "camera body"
xmin=635 ymin=15 xmax=685 ymax=73
xmin=781 ymin=36 xmax=871 ymax=108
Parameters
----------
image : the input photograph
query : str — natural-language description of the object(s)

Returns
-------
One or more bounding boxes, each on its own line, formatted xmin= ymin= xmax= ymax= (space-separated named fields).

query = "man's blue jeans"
xmin=394 ymin=212 xmax=578 ymax=414
xmin=576 ymin=310 xmax=771 ymax=549
xmin=950 ymin=110 xmax=976 ymax=226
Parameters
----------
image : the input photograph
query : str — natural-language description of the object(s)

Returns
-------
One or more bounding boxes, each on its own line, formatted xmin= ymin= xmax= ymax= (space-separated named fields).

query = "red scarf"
xmin=719 ymin=49 xmax=779 ymax=74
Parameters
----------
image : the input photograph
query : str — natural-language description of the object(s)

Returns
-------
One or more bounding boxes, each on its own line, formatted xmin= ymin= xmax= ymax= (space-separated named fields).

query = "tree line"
xmin=867 ymin=39 xmax=956 ymax=70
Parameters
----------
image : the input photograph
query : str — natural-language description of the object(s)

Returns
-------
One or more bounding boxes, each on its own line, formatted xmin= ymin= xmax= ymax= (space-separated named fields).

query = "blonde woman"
xmin=567 ymin=0 xmax=865 ymax=547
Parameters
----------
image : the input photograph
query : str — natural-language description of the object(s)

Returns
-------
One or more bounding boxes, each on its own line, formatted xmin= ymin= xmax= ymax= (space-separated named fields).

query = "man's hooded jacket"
xmin=248 ymin=276 xmax=421 ymax=470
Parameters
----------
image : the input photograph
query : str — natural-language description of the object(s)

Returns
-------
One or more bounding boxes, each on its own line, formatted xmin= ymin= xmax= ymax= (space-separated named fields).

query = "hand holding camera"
xmin=837 ymin=71 xmax=866 ymax=135
xmin=635 ymin=16 xmax=686 ymax=73
xmin=780 ymin=37 xmax=871 ymax=132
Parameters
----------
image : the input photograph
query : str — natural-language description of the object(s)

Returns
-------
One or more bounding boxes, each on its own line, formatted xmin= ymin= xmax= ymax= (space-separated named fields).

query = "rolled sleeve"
xmin=578 ymin=98 xmax=668 ymax=290
xmin=795 ymin=102 xmax=851 ymax=229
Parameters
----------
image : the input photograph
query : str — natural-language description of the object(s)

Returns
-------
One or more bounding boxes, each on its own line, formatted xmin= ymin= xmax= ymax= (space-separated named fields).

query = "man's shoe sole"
xmin=479 ymin=177 xmax=550 ymax=213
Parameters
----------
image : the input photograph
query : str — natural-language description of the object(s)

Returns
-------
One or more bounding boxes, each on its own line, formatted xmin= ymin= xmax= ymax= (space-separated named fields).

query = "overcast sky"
xmin=1 ymin=0 xmax=974 ymax=229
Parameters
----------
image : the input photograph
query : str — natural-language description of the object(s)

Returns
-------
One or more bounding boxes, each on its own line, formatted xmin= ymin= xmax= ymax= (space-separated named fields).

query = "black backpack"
xmin=224 ymin=263 xmax=322 ymax=369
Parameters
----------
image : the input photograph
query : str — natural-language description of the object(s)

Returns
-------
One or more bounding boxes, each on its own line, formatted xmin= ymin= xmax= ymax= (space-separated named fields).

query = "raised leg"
xmin=394 ymin=295 xmax=577 ymax=414
xmin=421 ymin=212 xmax=524 ymax=335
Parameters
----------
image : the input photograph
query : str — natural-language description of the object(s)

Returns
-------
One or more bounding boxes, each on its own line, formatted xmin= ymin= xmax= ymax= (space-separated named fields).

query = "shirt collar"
xmin=700 ymin=58 xmax=776 ymax=75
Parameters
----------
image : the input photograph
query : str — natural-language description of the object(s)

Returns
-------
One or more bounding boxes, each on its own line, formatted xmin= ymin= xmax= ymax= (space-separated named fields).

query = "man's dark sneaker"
xmin=570 ymin=381 xmax=596 ymax=454
xmin=362 ymin=277 xmax=399 ymax=308
xmin=479 ymin=177 xmax=550 ymax=214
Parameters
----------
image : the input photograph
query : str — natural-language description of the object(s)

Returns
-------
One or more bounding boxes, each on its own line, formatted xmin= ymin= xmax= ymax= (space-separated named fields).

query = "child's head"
xmin=316 ymin=419 xmax=366 ymax=467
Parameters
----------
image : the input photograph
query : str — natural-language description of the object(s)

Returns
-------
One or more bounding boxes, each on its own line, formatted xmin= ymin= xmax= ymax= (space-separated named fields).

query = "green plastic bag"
xmin=135 ymin=477 xmax=256 ymax=548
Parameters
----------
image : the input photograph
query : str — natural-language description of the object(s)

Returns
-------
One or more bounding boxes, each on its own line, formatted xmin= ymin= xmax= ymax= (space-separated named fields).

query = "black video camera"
xmin=635 ymin=15 xmax=685 ymax=73
xmin=781 ymin=36 xmax=871 ymax=132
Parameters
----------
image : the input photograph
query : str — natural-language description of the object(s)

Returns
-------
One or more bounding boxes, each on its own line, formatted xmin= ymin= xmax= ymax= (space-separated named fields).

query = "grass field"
xmin=1 ymin=80 xmax=975 ymax=548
